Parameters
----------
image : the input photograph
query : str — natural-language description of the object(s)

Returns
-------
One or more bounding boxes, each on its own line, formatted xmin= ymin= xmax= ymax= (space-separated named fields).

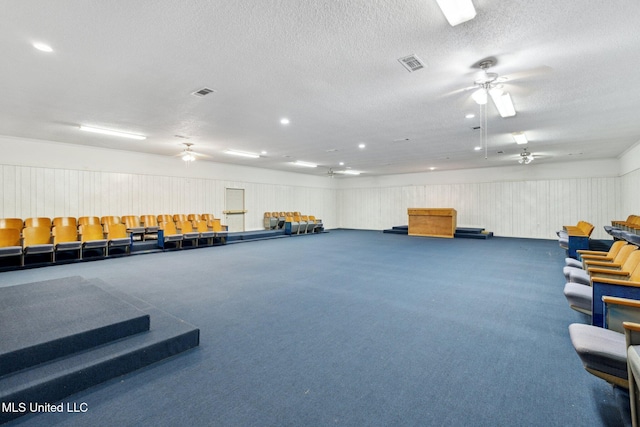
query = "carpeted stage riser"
xmin=0 ymin=277 xmax=151 ymax=377
xmin=0 ymin=331 xmax=199 ymax=424
xmin=0 ymin=277 xmax=200 ymax=424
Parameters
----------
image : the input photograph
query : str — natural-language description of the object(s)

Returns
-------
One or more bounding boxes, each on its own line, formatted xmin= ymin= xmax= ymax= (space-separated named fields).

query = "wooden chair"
xmin=0 ymin=218 xmax=24 ymax=230
xmin=187 ymin=214 xmax=201 ymax=223
xmin=52 ymin=225 xmax=82 ymax=261
xmin=201 ymin=213 xmax=215 ymax=222
xmin=177 ymin=221 xmax=199 ymax=247
xmin=158 ymin=221 xmax=183 ymax=249
xmin=195 ymin=220 xmax=215 ymax=246
xmin=22 ymin=226 xmax=54 ymax=264
xmin=24 ymin=217 xmax=52 ymax=230
xmin=122 ymin=215 xmax=146 ymax=241
xmin=80 ymin=224 xmax=108 ymax=258
xmin=139 ymin=215 xmax=159 ymax=240
xmin=0 ymin=228 xmax=23 ymax=266
xmin=106 ymin=223 xmax=131 ymax=256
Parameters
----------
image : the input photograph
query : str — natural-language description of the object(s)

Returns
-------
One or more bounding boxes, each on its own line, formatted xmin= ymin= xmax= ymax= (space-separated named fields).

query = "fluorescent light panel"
xmin=435 ymin=0 xmax=476 ymax=26
xmin=80 ymin=125 xmax=146 ymax=140
xmin=292 ymin=161 xmax=317 ymax=168
xmin=512 ymin=132 xmax=528 ymax=145
xmin=224 ymin=150 xmax=259 ymax=158
xmin=489 ymin=90 xmax=516 ymax=118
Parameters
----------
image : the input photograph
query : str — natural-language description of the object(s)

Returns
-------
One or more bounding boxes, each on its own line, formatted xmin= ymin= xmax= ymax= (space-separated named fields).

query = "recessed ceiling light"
xmin=339 ymin=162 xmax=344 ymax=166
xmin=429 ymin=167 xmax=436 ymax=171
xmin=280 ymin=118 xmax=290 ymax=125
xmin=33 ymin=42 xmax=53 ymax=52
xmin=474 ymin=146 xmax=482 ymax=151
xmin=261 ymin=151 xmax=267 ymax=155
xmin=465 ymin=113 xmax=475 ymax=119
xmin=358 ymin=143 xmax=366 ymax=149
xmin=79 ymin=125 xmax=146 ymax=140
xmin=223 ymin=150 xmax=260 ymax=158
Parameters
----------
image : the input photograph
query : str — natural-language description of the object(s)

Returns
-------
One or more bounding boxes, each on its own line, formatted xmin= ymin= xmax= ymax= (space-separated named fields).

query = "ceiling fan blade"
xmin=502 ymin=65 xmax=553 ymax=82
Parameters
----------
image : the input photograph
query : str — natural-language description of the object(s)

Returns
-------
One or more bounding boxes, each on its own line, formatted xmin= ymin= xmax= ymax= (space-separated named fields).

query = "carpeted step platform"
xmin=382 ymin=225 xmax=409 ymax=235
xmin=454 ymin=227 xmax=494 ymax=239
xmin=0 ymin=276 xmax=150 ymax=377
xmin=0 ymin=277 xmax=200 ymax=424
xmin=227 ymin=229 xmax=287 ymax=243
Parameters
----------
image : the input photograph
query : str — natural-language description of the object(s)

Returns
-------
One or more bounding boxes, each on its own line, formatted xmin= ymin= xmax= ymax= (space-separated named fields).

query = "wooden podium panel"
xmin=407 ymin=208 xmax=457 ymax=238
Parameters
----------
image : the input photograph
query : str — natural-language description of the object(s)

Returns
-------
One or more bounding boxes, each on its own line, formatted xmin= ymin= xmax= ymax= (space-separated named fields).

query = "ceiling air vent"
xmin=398 ymin=54 xmax=425 ymax=72
xmin=192 ymin=87 xmax=215 ymax=97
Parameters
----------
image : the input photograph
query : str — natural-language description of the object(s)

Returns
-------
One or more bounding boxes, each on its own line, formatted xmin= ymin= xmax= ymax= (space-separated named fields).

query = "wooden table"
xmin=407 ymin=208 xmax=457 ymax=238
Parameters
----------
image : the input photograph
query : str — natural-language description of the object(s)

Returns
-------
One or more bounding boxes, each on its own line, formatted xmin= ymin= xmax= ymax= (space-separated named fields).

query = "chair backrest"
xmin=52 ymin=225 xmax=79 ymax=244
xmin=0 ymin=218 xmax=24 ymax=230
xmin=578 ymin=221 xmax=594 ymax=237
xmin=195 ymin=220 xmax=209 ymax=233
xmin=201 ymin=213 xmax=215 ymax=222
xmin=78 ymin=216 xmax=100 ymax=226
xmin=621 ymin=251 xmax=640 ymax=273
xmin=0 ymin=228 xmax=21 ymax=247
xmin=210 ymin=219 xmax=223 ymax=232
xmin=157 ymin=214 xmax=172 ymax=224
xmin=24 ymin=217 xmax=52 ymax=229
xmin=22 ymin=226 xmax=51 ymax=246
xmin=606 ymin=240 xmax=628 ymax=258
xmin=80 ymin=224 xmax=105 ymax=242
xmin=141 ymin=215 xmax=158 ymax=227
xmin=101 ymin=216 xmax=121 ymax=225
xmin=123 ymin=216 xmax=142 ymax=228
xmin=161 ymin=221 xmax=179 ymax=235
xmin=173 ymin=214 xmax=188 ymax=223
xmin=178 ymin=221 xmax=194 ymax=233
xmin=53 ymin=217 xmax=77 ymax=228
xmin=187 ymin=214 xmax=200 ymax=222
xmin=107 ymin=223 xmax=128 ymax=239
xmin=613 ymin=245 xmax=638 ymax=264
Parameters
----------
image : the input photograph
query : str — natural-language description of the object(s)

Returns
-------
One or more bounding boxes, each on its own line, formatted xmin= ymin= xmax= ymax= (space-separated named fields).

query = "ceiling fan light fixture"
xmin=512 ymin=132 xmax=528 ymax=145
xmin=490 ymin=91 xmax=516 ymax=117
xmin=472 ymin=88 xmax=488 ymax=105
xmin=182 ymin=153 xmax=195 ymax=162
xmin=435 ymin=0 xmax=476 ymax=26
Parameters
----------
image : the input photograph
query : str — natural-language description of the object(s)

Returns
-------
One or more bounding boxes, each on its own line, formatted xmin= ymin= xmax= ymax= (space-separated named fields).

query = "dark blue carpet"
xmin=0 ymin=230 xmax=626 ymax=426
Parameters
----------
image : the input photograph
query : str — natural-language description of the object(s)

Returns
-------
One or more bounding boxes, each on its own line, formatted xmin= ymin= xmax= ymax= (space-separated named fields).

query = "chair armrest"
xmin=603 ymin=296 xmax=640 ymax=333
xmin=588 ymin=268 xmax=631 ymax=279
xmin=624 ymin=322 xmax=640 ymax=346
xmin=579 ymin=254 xmax=612 ymax=261
xmin=577 ymin=250 xmax=608 ymax=256
xmin=585 ymin=260 xmax=622 ymax=268
xmin=604 ymin=295 xmax=640 ymax=308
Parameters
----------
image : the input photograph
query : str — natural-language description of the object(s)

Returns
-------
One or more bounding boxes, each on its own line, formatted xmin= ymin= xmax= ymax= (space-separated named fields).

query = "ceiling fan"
xmin=470 ymin=59 xmax=516 ymax=118
xmin=175 ymin=143 xmax=207 ymax=162
xmin=518 ymin=147 xmax=534 ymax=164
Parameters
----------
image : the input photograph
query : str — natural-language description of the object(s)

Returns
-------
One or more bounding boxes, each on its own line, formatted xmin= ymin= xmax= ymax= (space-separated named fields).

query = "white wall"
xmin=3 ymin=134 xmax=640 ymax=239
xmin=0 ymin=135 xmax=337 ymax=230
xmin=336 ymin=159 xmax=623 ymax=239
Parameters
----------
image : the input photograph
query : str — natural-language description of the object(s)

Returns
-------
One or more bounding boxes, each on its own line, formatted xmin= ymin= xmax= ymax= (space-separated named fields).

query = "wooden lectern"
xmin=407 ymin=208 xmax=457 ymax=238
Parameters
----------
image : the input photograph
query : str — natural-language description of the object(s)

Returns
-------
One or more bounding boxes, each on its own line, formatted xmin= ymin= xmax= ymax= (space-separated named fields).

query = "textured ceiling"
xmin=2 ymin=0 xmax=640 ymax=176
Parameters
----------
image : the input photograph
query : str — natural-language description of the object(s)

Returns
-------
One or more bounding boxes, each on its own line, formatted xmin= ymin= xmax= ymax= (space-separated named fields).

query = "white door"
xmin=225 ymin=188 xmax=245 ymax=232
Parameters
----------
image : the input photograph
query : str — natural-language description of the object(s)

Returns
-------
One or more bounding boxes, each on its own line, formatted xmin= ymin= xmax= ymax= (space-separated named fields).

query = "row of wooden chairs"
xmin=263 ymin=212 xmax=323 ymax=234
xmin=0 ymin=223 xmax=131 ymax=267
